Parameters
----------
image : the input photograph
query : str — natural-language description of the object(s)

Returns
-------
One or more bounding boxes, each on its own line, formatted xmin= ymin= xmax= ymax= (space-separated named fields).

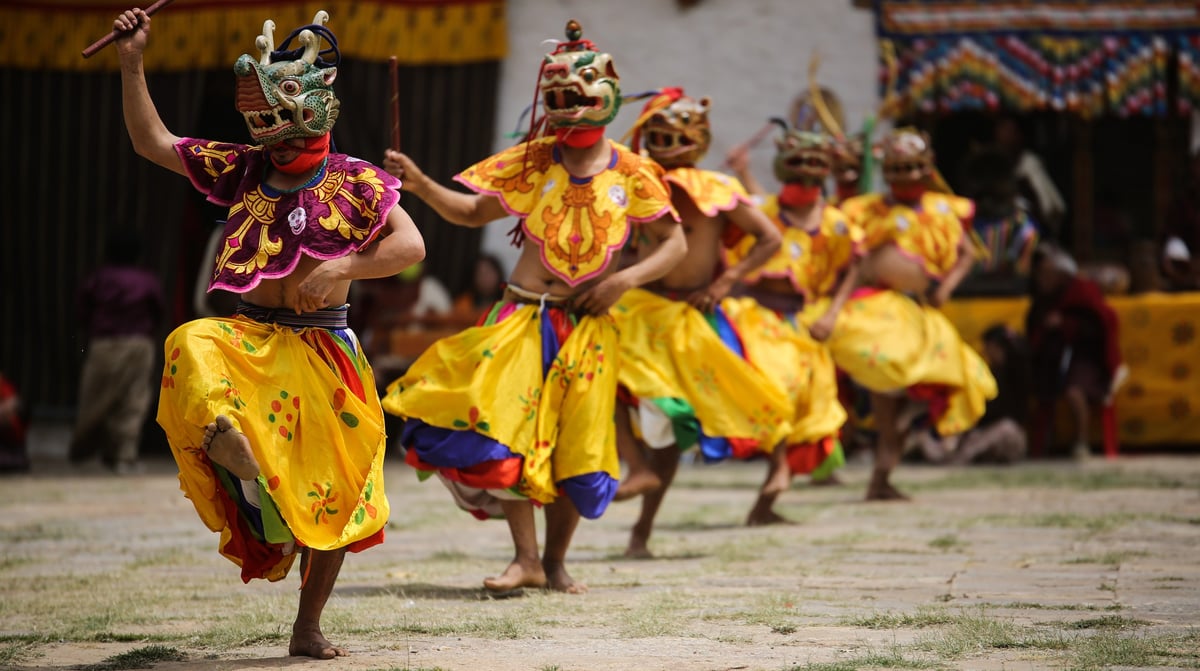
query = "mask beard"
xmin=778 ymin=183 xmax=822 ymax=208
xmin=270 ymin=134 xmax=331 ymax=175
xmin=554 ymin=126 xmax=605 ymax=148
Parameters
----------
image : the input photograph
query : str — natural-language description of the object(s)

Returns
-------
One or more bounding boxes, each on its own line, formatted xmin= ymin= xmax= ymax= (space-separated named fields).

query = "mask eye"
xmin=279 ymin=79 xmax=301 ymax=95
xmin=578 ymin=67 xmax=597 ymax=83
xmin=679 ymin=112 xmax=691 ymax=124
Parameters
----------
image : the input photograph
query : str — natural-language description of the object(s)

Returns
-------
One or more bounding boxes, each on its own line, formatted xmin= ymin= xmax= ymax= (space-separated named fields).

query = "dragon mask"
xmin=234 ymin=11 xmax=341 ymax=147
xmin=771 ymin=118 xmax=833 ymax=186
xmin=539 ymin=20 xmax=621 ymax=132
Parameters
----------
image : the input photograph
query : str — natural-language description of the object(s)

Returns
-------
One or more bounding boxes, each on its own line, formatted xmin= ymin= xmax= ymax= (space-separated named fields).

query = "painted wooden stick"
xmin=389 ymin=56 xmax=401 ymax=151
xmin=82 ymin=0 xmax=178 ymax=59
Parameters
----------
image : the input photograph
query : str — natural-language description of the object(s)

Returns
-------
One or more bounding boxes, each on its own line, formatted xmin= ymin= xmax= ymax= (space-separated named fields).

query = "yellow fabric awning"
xmin=941 ymin=292 xmax=1200 ymax=447
xmin=1 ymin=0 xmax=507 ymax=71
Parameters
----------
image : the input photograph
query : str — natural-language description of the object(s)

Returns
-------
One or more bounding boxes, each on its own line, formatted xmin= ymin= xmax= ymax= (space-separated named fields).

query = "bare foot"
xmin=624 ymin=532 xmax=654 ymax=559
xmin=614 ymin=469 xmax=663 ymax=502
xmin=865 ymin=472 xmax=910 ymax=501
xmin=483 ymin=558 xmax=547 ymax=594
xmin=202 ymin=415 xmax=259 ymax=481
xmin=746 ymin=508 xmax=792 ymax=527
xmin=760 ymin=466 xmax=792 ymax=497
xmin=289 ymin=627 xmax=346 ymax=659
xmin=543 ymin=561 xmax=588 ymax=594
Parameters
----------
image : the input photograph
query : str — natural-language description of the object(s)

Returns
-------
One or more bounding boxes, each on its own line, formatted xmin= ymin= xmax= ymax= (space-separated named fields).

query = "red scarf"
xmin=778 ymin=183 xmax=821 ymax=208
xmin=554 ymin=126 xmax=605 ymax=148
xmin=889 ymin=183 xmax=927 ymax=203
xmin=270 ymin=134 xmax=331 ymax=174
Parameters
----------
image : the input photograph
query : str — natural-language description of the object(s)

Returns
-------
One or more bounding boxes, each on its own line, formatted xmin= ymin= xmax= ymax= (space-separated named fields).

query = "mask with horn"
xmin=234 ymin=11 xmax=341 ymax=147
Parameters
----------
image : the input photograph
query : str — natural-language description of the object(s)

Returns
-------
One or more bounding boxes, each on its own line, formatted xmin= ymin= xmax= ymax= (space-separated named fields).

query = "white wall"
xmin=481 ymin=0 xmax=880 ymax=270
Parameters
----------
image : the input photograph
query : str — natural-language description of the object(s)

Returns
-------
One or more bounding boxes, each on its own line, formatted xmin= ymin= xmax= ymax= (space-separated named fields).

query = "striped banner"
xmin=0 ymin=0 xmax=507 ymax=71
xmin=875 ymin=0 xmax=1200 ymax=117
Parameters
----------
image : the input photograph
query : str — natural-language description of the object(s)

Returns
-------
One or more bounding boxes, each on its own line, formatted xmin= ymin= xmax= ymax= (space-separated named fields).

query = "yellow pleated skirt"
xmin=611 ymin=288 xmax=793 ymax=457
xmin=823 ymin=289 xmax=998 ymax=435
xmin=156 ymin=316 xmax=389 ymax=581
xmin=383 ymin=302 xmax=620 ymax=519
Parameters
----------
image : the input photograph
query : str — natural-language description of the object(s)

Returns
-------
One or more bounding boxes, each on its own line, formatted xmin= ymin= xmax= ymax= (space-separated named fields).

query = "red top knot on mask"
xmin=628 ymin=87 xmax=685 ymax=154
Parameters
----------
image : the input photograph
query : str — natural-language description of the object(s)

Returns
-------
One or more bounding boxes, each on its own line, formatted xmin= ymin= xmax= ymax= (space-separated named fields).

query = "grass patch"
xmin=908 ymin=467 xmax=1191 ymax=493
xmin=1000 ymin=602 xmax=1122 ymax=612
xmin=79 ymin=645 xmax=185 ymax=671
xmin=0 ymin=639 xmax=39 ymax=667
xmin=844 ymin=607 xmax=958 ymax=629
xmin=1062 ymin=550 xmax=1149 ymax=566
xmin=1068 ymin=630 xmax=1200 ymax=671
xmin=1056 ymin=615 xmax=1151 ymax=630
xmin=617 ymin=590 xmax=690 ymax=638
xmin=913 ymin=609 xmax=1069 ymax=658
xmin=788 ymin=647 xmax=939 ymax=670
xmin=928 ymin=534 xmax=965 ymax=551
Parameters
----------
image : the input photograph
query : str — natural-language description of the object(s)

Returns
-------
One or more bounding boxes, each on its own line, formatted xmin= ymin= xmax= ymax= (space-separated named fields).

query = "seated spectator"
xmin=1161 ymin=149 xmax=1200 ymax=291
xmin=0 ymin=371 xmax=29 ymax=474
xmin=916 ymin=326 xmax=1030 ymax=465
xmin=1026 ymin=244 xmax=1125 ymax=459
xmin=959 ymin=147 xmax=1040 ymax=281
xmin=452 ymin=254 xmax=507 ymax=318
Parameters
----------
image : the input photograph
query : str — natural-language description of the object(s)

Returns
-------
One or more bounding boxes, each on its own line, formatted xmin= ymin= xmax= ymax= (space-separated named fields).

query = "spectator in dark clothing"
xmin=1161 ymin=149 xmax=1200 ymax=291
xmin=915 ymin=325 xmax=1031 ymax=465
xmin=1026 ymin=244 xmax=1125 ymax=459
xmin=69 ymin=229 xmax=165 ymax=474
xmin=0 ymin=371 xmax=29 ymax=473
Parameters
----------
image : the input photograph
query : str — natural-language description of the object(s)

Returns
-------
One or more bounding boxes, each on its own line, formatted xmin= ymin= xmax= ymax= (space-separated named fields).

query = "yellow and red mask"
xmin=627 ymin=88 xmax=712 ymax=169
xmin=771 ymin=119 xmax=833 ymax=208
xmin=538 ymin=20 xmax=621 ymax=147
xmin=880 ymin=127 xmax=935 ymax=201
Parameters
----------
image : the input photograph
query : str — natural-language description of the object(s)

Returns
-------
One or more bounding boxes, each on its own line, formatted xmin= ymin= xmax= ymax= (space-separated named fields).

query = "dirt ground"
xmin=1 ymin=426 xmax=1198 ymax=671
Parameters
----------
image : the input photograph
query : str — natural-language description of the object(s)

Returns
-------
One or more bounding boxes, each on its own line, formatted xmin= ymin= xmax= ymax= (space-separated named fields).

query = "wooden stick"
xmin=389 ymin=56 xmax=401 ymax=151
xmin=82 ymin=0 xmax=178 ymax=59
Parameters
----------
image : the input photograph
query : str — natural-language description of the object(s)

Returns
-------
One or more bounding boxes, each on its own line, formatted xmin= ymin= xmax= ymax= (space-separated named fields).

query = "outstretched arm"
xmin=292 ymin=204 xmax=426 ymax=313
xmin=689 ymin=201 xmax=781 ymax=310
xmin=572 ymin=216 xmax=687 ymax=315
xmin=383 ymin=149 xmax=508 ymax=227
xmin=114 ymin=9 xmax=184 ymax=175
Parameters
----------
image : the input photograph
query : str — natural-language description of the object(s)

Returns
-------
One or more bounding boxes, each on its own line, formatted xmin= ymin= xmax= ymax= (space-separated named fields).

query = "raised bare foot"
xmin=483 ymin=559 xmax=547 ymax=594
xmin=865 ymin=473 xmax=910 ymax=501
xmin=614 ymin=470 xmax=663 ymax=502
xmin=746 ymin=508 xmax=792 ymax=527
xmin=202 ymin=415 xmax=259 ymax=481
xmin=289 ymin=627 xmax=346 ymax=659
xmin=543 ymin=561 xmax=588 ymax=594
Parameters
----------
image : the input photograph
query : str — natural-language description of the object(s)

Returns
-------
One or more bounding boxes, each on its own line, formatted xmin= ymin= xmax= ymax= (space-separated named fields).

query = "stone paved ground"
xmin=1 ymin=422 xmax=1198 ymax=671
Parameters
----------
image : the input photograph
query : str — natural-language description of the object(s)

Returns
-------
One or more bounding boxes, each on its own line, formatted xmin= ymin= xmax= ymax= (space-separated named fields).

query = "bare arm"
xmin=689 ymin=200 xmax=781 ymax=310
xmin=810 ymin=257 xmax=862 ymax=341
xmin=114 ymin=9 xmax=184 ymax=175
xmin=573 ymin=216 xmax=687 ymax=315
xmin=725 ymin=145 xmax=767 ymax=197
xmin=931 ymin=233 xmax=977 ymax=307
xmin=292 ymin=204 xmax=426 ymax=313
xmin=383 ymin=149 xmax=508 ymax=228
